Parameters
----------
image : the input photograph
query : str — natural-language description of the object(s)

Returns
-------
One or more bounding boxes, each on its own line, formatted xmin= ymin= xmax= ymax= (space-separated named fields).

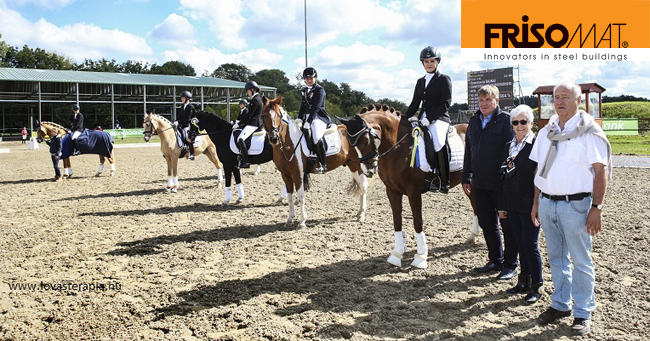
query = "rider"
xmin=70 ymin=104 xmax=84 ymax=156
xmin=298 ymin=67 xmax=331 ymax=174
xmin=404 ymin=46 xmax=452 ymax=194
xmin=175 ymin=90 xmax=197 ymax=160
xmin=235 ymin=98 xmax=248 ymax=125
xmin=233 ymin=81 xmax=263 ymax=169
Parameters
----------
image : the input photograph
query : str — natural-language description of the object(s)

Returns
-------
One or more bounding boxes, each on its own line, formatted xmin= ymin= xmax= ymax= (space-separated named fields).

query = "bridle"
xmin=266 ymin=107 xmax=304 ymax=163
xmin=346 ymin=119 xmax=411 ymax=177
xmin=143 ymin=116 xmax=174 ymax=140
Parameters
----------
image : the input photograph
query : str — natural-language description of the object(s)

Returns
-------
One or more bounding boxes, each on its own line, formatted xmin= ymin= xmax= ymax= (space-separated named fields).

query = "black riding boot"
xmin=237 ymin=139 xmax=250 ymax=169
xmin=72 ymin=139 xmax=81 ymax=156
xmin=188 ymin=143 xmax=195 ymax=160
xmin=421 ymin=130 xmax=437 ymax=193
xmin=507 ymin=274 xmax=532 ymax=294
xmin=436 ymin=146 xmax=450 ymax=194
xmin=315 ymin=140 xmax=327 ymax=174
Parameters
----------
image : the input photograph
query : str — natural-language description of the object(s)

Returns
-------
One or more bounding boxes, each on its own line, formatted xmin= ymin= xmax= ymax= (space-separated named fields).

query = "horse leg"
xmin=234 ymin=168 xmax=244 ymax=204
xmin=222 ymin=167 xmax=233 ymax=206
xmin=466 ymin=185 xmax=481 ymax=243
xmin=407 ymin=190 xmax=428 ymax=269
xmin=276 ymin=184 xmax=288 ymax=205
xmin=295 ymin=171 xmax=307 ymax=229
xmin=96 ymin=156 xmax=105 ymax=177
xmin=108 ymin=153 xmax=116 ymax=176
xmin=386 ymin=187 xmax=407 ymax=267
xmin=171 ymin=157 xmax=179 ymax=193
xmin=63 ymin=158 xmax=72 ymax=178
xmin=165 ymin=156 xmax=173 ymax=193
xmin=255 ymin=164 xmax=261 ymax=175
xmin=205 ymin=147 xmax=224 ymax=189
xmin=352 ymin=172 xmax=368 ymax=223
xmin=282 ymin=174 xmax=295 ymax=226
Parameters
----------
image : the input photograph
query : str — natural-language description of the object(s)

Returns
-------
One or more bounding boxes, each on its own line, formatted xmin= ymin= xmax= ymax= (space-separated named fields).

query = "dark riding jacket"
xmin=177 ymin=102 xmax=197 ymax=127
xmin=403 ymin=69 xmax=452 ymax=124
xmin=298 ymin=83 xmax=331 ymax=125
xmin=498 ymin=137 xmax=537 ymax=213
xmin=462 ymin=106 xmax=514 ymax=191
xmin=236 ymin=107 xmax=248 ymax=123
xmin=239 ymin=94 xmax=263 ymax=128
xmin=71 ymin=112 xmax=84 ymax=133
xmin=46 ymin=135 xmax=63 ymax=157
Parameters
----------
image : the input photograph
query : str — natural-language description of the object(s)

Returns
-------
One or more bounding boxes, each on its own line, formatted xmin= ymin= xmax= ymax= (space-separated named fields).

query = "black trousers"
xmin=474 ymin=188 xmax=518 ymax=269
xmin=508 ymin=210 xmax=543 ymax=284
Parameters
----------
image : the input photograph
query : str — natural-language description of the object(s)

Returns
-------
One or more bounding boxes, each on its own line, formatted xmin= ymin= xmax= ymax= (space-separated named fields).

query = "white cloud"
xmin=147 ymin=13 xmax=197 ymax=47
xmin=313 ymin=43 xmax=404 ymax=69
xmin=382 ymin=0 xmax=461 ymax=47
xmin=0 ymin=5 xmax=153 ymax=60
xmin=180 ymin=0 xmax=246 ymax=50
xmin=162 ymin=46 xmax=283 ymax=76
xmin=5 ymin=0 xmax=77 ymax=9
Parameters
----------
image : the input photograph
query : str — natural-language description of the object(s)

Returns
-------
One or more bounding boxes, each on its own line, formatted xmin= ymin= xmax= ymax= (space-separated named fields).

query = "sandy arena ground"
xmin=0 ymin=140 xmax=649 ymax=341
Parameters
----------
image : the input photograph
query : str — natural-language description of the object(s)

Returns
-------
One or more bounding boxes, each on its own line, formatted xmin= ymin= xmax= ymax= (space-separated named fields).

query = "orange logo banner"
xmin=462 ymin=0 xmax=650 ymax=48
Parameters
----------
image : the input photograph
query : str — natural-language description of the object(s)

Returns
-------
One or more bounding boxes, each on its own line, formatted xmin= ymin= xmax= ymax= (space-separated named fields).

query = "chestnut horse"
xmin=262 ymin=96 xmax=369 ymax=228
xmin=36 ymin=121 xmax=116 ymax=177
xmin=143 ymin=113 xmax=223 ymax=193
xmin=338 ymin=104 xmax=478 ymax=269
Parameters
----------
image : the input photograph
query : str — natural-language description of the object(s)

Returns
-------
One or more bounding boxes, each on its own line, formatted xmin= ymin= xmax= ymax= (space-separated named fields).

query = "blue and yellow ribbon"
xmin=410 ymin=126 xmax=422 ymax=168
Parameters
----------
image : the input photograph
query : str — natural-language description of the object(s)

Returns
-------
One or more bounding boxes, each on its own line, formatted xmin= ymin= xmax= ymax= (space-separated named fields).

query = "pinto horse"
xmin=190 ymin=111 xmax=281 ymax=205
xmin=338 ymin=104 xmax=479 ymax=269
xmin=142 ymin=113 xmax=223 ymax=193
xmin=36 ymin=121 xmax=116 ymax=177
xmin=262 ymin=96 xmax=369 ymax=228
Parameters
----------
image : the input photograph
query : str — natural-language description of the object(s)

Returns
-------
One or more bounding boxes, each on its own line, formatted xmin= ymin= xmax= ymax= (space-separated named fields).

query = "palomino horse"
xmin=339 ymin=104 xmax=478 ymax=269
xmin=36 ymin=121 xmax=116 ymax=177
xmin=190 ymin=111 xmax=279 ymax=205
xmin=142 ymin=113 xmax=223 ymax=193
xmin=262 ymin=96 xmax=369 ymax=228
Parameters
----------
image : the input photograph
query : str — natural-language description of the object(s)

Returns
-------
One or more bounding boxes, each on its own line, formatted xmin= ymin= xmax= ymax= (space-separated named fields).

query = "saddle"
xmin=229 ymin=127 xmax=267 ymax=155
xmin=412 ymin=126 xmax=464 ymax=173
xmin=300 ymin=124 xmax=341 ymax=157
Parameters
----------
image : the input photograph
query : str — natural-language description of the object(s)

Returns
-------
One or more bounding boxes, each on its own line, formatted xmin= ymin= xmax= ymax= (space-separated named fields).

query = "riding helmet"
xmin=244 ymin=81 xmax=260 ymax=92
xmin=72 ymin=104 xmax=80 ymax=111
xmin=239 ymin=99 xmax=249 ymax=106
xmin=180 ymin=90 xmax=192 ymax=99
xmin=420 ymin=46 xmax=441 ymax=62
xmin=302 ymin=67 xmax=317 ymax=79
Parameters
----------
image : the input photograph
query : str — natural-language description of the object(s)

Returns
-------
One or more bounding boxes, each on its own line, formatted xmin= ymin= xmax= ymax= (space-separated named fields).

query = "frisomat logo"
xmin=462 ymin=0 xmax=650 ymax=56
xmin=485 ymin=16 xmax=626 ymax=48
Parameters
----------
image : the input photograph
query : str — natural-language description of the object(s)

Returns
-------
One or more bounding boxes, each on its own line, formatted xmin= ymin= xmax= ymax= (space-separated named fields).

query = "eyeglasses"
xmin=512 ymin=120 xmax=529 ymax=126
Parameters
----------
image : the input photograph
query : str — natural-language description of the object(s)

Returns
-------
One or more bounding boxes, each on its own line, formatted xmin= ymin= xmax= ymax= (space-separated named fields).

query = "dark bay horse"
xmin=339 ymin=104 xmax=478 ymax=269
xmin=190 ymin=111 xmax=281 ymax=205
xmin=262 ymin=96 xmax=370 ymax=228
xmin=36 ymin=121 xmax=116 ymax=178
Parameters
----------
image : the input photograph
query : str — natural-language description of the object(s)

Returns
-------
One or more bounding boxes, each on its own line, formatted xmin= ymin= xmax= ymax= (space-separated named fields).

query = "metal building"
xmin=0 ymin=67 xmax=276 ymax=131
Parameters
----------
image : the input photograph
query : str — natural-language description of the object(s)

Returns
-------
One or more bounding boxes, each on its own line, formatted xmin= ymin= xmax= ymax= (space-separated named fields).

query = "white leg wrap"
xmin=411 ymin=231 xmax=428 ymax=269
xmin=63 ymin=168 xmax=69 ymax=176
xmin=281 ymin=186 xmax=288 ymax=198
xmin=97 ymin=164 xmax=104 ymax=173
xmin=110 ymin=164 xmax=116 ymax=171
xmin=387 ymin=231 xmax=407 ymax=267
xmin=167 ymin=177 xmax=173 ymax=188
xmin=236 ymin=183 xmax=245 ymax=199
xmin=217 ymin=169 xmax=223 ymax=181
xmin=173 ymin=177 xmax=179 ymax=187
xmin=68 ymin=168 xmax=73 ymax=176
xmin=223 ymin=186 xmax=232 ymax=204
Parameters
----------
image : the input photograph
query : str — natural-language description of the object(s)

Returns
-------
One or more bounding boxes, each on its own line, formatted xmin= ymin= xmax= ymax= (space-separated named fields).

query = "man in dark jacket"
xmin=70 ymin=104 xmax=84 ymax=156
xmin=462 ymin=85 xmax=518 ymax=280
xmin=404 ymin=46 xmax=452 ymax=193
xmin=46 ymin=127 xmax=63 ymax=181
xmin=175 ymin=90 xmax=197 ymax=160
xmin=298 ymin=67 xmax=331 ymax=173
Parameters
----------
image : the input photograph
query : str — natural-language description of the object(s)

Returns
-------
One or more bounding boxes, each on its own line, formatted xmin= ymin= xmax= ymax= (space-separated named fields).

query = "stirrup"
xmin=315 ymin=164 xmax=327 ymax=174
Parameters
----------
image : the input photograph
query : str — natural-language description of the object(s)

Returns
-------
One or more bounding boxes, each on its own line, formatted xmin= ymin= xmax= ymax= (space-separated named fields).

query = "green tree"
xmin=118 ymin=60 xmax=151 ymax=74
xmin=149 ymin=60 xmax=195 ymax=76
xmin=376 ymin=98 xmax=408 ymax=114
xmin=206 ymin=63 xmax=252 ymax=81
xmin=252 ymin=69 xmax=301 ymax=114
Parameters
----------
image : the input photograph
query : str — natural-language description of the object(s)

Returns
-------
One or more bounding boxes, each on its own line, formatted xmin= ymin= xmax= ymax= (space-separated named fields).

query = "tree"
xmin=206 ymin=63 xmax=252 ymax=82
xmin=118 ymin=60 xmax=151 ymax=74
xmin=149 ymin=60 xmax=195 ymax=76
xmin=252 ymin=69 xmax=301 ymax=113
xmin=376 ymin=98 xmax=408 ymax=114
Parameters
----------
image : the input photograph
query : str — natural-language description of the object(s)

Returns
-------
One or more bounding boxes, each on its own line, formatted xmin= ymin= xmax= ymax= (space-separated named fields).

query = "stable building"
xmin=0 ymin=67 xmax=276 ymax=132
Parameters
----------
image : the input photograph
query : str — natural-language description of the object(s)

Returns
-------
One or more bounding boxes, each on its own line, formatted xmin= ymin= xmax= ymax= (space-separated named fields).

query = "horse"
xmin=338 ymin=104 xmax=479 ymax=269
xmin=36 ymin=121 xmax=116 ymax=177
xmin=142 ymin=113 xmax=224 ymax=193
xmin=262 ymin=96 xmax=370 ymax=228
xmin=190 ymin=111 xmax=282 ymax=205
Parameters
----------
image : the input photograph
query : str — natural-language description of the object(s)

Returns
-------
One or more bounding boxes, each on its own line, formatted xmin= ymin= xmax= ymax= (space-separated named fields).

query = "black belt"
xmin=541 ymin=192 xmax=591 ymax=201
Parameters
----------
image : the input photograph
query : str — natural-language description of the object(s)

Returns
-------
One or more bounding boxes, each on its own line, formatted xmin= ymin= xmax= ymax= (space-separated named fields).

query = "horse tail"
xmin=347 ymin=177 xmax=361 ymax=197
xmin=303 ymin=158 xmax=316 ymax=192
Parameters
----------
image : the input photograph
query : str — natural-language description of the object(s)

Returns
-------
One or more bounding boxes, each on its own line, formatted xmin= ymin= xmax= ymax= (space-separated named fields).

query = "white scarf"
xmin=509 ymin=130 xmax=535 ymax=159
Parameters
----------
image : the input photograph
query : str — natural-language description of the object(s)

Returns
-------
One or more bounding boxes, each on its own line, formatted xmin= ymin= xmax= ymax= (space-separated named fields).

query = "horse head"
xmin=262 ymin=96 xmax=284 ymax=145
xmin=142 ymin=113 xmax=157 ymax=142
xmin=338 ymin=113 xmax=380 ymax=178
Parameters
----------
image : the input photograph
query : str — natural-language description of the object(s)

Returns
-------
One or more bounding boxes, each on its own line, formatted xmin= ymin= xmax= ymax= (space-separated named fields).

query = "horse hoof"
xmin=297 ymin=222 xmax=307 ymax=229
xmin=110 ymin=171 xmax=115 ymax=177
xmin=387 ymin=250 xmax=403 ymax=267
xmin=221 ymin=201 xmax=229 ymax=207
xmin=95 ymin=173 xmax=101 ymax=177
xmin=165 ymin=187 xmax=172 ymax=193
xmin=357 ymin=213 xmax=365 ymax=223
xmin=235 ymin=198 xmax=243 ymax=205
xmin=171 ymin=187 xmax=178 ymax=194
xmin=411 ymin=254 xmax=428 ymax=269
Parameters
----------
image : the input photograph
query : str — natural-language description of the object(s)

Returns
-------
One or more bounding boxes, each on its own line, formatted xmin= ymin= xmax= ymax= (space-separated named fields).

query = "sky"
xmin=1 ymin=0 xmax=649 ymax=106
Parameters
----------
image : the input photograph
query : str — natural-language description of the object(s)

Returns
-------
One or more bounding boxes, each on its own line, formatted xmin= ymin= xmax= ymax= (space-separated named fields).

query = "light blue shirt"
xmin=480 ymin=113 xmax=494 ymax=129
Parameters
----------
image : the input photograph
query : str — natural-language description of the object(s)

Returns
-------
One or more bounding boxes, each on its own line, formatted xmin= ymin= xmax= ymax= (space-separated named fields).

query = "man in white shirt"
xmin=529 ymin=80 xmax=611 ymax=336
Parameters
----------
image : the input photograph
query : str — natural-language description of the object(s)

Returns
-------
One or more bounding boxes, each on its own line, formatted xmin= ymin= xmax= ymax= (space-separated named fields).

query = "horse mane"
xmin=41 ymin=121 xmax=69 ymax=134
xmin=358 ymin=103 xmax=401 ymax=117
xmin=150 ymin=114 xmax=172 ymax=126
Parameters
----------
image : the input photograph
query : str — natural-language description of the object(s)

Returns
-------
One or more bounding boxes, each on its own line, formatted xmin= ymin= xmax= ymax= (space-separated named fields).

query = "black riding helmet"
xmin=72 ymin=104 xmax=80 ymax=111
xmin=244 ymin=81 xmax=260 ymax=92
xmin=420 ymin=46 xmax=441 ymax=62
xmin=302 ymin=67 xmax=317 ymax=79
xmin=239 ymin=99 xmax=248 ymax=106
xmin=180 ymin=90 xmax=192 ymax=99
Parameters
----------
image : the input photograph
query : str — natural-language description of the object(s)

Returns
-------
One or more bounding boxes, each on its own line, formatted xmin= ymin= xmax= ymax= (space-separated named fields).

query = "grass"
xmin=112 ymin=136 xmax=160 ymax=144
xmin=608 ymin=134 xmax=650 ymax=155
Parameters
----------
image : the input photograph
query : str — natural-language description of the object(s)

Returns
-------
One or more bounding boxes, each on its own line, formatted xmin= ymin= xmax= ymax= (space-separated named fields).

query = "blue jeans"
xmin=51 ymin=155 xmax=61 ymax=177
xmin=539 ymin=195 xmax=595 ymax=319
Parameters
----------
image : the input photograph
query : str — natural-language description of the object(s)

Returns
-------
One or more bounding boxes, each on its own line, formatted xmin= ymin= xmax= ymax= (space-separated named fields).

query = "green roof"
xmin=0 ymin=67 xmax=276 ymax=90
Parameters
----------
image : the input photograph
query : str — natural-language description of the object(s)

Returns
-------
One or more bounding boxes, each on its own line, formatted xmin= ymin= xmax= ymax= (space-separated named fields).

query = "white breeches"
xmin=238 ymin=125 xmax=257 ymax=142
xmin=310 ymin=119 xmax=328 ymax=144
xmin=425 ymin=120 xmax=450 ymax=152
xmin=72 ymin=131 xmax=81 ymax=140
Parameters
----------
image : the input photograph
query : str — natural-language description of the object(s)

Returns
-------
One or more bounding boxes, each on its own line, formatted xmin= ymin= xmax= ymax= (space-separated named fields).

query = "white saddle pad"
xmin=415 ymin=127 xmax=465 ymax=173
xmin=229 ymin=131 xmax=266 ymax=156
xmin=301 ymin=125 xmax=341 ymax=157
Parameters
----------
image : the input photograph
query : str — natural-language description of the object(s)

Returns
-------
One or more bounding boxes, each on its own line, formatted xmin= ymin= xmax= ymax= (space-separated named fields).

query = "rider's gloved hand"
xmin=420 ymin=117 xmax=430 ymax=127
xmin=303 ymin=122 xmax=310 ymax=129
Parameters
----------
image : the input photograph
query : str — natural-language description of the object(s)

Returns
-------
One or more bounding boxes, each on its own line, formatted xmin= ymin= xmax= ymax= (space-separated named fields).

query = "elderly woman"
xmin=498 ymin=105 xmax=543 ymax=304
